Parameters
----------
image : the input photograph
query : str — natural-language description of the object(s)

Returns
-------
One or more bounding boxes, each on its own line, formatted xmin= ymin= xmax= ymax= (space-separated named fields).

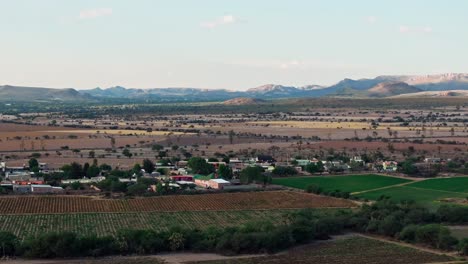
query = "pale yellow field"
xmin=246 ymin=121 xmax=457 ymax=132
xmin=41 ymin=130 xmax=192 ymax=136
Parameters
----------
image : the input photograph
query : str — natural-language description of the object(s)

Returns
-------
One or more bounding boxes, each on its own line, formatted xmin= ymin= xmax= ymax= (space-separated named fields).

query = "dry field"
xmin=0 ymin=191 xmax=356 ymax=214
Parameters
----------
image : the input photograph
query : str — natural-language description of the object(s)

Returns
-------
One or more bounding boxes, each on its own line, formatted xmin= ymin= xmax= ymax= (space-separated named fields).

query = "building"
xmin=171 ymin=175 xmax=194 ymax=182
xmin=194 ymin=178 xmax=231 ymax=189
xmin=382 ymin=161 xmax=398 ymax=172
xmin=30 ymin=184 xmax=64 ymax=193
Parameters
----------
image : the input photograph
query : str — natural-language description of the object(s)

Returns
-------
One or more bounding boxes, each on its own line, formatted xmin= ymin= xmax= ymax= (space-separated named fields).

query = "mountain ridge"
xmin=1 ymin=73 xmax=467 ymax=102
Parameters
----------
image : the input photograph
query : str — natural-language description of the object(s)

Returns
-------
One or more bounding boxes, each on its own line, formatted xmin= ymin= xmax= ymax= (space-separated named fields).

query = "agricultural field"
xmin=355 ymin=176 xmax=468 ymax=207
xmin=0 ymin=209 xmax=300 ymax=238
xmin=0 ymin=191 xmax=356 ymax=214
xmin=356 ymin=186 xmax=468 ymax=207
xmin=272 ymin=174 xmax=412 ymax=193
xmin=187 ymin=236 xmax=455 ymax=264
xmin=406 ymin=177 xmax=468 ymax=193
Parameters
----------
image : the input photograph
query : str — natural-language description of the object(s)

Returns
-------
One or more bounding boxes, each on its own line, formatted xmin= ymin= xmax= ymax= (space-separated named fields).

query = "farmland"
xmin=0 ymin=209 xmax=301 ymax=238
xmin=0 ymin=191 xmax=356 ymax=214
xmin=272 ymin=174 xmax=412 ymax=193
xmin=356 ymin=186 xmax=468 ymax=206
xmin=406 ymin=177 xmax=468 ymax=193
xmin=188 ymin=236 xmax=455 ymax=264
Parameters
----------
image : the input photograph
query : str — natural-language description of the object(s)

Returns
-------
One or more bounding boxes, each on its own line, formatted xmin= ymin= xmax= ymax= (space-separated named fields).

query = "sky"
xmin=0 ymin=0 xmax=467 ymax=90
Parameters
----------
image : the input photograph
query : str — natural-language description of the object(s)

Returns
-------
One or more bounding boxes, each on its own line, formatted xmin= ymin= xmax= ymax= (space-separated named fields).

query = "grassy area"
xmin=187 ymin=236 xmax=454 ymax=264
xmin=357 ymin=186 xmax=468 ymax=207
xmin=0 ymin=209 xmax=303 ymax=238
xmin=449 ymin=226 xmax=468 ymax=240
xmin=407 ymin=177 xmax=468 ymax=193
xmin=272 ymin=174 xmax=412 ymax=193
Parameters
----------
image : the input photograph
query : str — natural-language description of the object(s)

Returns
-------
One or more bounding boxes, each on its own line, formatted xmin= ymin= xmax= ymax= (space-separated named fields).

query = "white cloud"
xmin=399 ymin=25 xmax=433 ymax=34
xmin=200 ymin=15 xmax=238 ymax=29
xmin=227 ymin=59 xmax=365 ymax=71
xmin=366 ymin=16 xmax=377 ymax=24
xmin=79 ymin=8 xmax=113 ymax=20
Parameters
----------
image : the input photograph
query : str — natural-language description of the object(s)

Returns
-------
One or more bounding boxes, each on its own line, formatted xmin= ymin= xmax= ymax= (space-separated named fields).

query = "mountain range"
xmin=1 ymin=73 xmax=468 ymax=102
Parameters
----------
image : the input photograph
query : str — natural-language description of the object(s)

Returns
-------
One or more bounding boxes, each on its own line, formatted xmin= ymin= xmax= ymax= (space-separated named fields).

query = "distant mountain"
xmin=0 ymin=85 xmax=92 ymax=102
xmin=2 ymin=73 xmax=468 ymax=102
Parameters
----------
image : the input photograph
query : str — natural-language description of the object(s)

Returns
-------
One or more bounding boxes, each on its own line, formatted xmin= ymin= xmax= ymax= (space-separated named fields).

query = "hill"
xmin=223 ymin=97 xmax=265 ymax=105
xmin=367 ymin=82 xmax=422 ymax=97
xmin=390 ymin=90 xmax=468 ymax=98
xmin=0 ymin=85 xmax=92 ymax=102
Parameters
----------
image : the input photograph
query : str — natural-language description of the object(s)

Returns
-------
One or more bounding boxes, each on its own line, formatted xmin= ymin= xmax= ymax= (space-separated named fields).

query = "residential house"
xmin=382 ymin=161 xmax=398 ymax=172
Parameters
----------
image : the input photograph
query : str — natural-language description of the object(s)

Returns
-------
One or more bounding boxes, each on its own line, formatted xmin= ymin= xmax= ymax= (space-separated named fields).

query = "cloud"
xmin=399 ymin=25 xmax=433 ymax=34
xmin=227 ymin=59 xmax=366 ymax=71
xmin=79 ymin=8 xmax=113 ymax=20
xmin=200 ymin=15 xmax=238 ymax=29
xmin=366 ymin=16 xmax=377 ymax=24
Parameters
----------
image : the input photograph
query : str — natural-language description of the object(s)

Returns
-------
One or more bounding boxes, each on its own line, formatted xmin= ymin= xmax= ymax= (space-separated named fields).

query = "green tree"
xmin=305 ymin=161 xmax=324 ymax=173
xmin=217 ymin=164 xmax=233 ymax=180
xmin=187 ymin=157 xmax=214 ymax=175
xmin=122 ymin=148 xmax=132 ymax=158
xmin=142 ymin=159 xmax=155 ymax=174
xmin=28 ymin=158 xmax=39 ymax=171
xmin=239 ymin=166 xmax=264 ymax=184
xmin=0 ymin=231 xmax=18 ymax=257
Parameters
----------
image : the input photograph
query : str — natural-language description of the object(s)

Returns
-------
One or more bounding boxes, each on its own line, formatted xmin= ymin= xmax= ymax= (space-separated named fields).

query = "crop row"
xmin=0 ymin=191 xmax=355 ymax=214
xmin=0 ymin=210 xmax=293 ymax=238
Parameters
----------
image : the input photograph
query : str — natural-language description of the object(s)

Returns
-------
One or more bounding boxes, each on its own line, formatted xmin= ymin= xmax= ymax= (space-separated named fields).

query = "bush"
xmin=306 ymin=184 xmax=323 ymax=194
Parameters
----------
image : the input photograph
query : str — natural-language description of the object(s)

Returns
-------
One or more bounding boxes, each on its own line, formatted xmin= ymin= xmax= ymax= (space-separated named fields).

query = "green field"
xmin=0 ymin=210 xmax=300 ymax=238
xmin=406 ymin=177 xmax=468 ymax=193
xmin=272 ymin=174 xmax=412 ymax=193
xmin=188 ymin=236 xmax=454 ymax=264
xmin=357 ymin=186 xmax=468 ymax=206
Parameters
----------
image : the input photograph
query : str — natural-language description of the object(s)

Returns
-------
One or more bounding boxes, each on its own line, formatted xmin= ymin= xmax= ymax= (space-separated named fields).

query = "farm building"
xmin=171 ymin=175 xmax=194 ymax=182
xmin=194 ymin=175 xmax=231 ymax=189
xmin=31 ymin=184 xmax=64 ymax=194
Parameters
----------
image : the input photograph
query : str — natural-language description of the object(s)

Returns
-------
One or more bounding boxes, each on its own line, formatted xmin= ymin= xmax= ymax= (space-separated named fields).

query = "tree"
xmin=28 ymin=158 xmax=39 ymax=170
xmin=142 ymin=159 xmax=155 ymax=174
xmin=122 ymin=148 xmax=132 ymax=158
xmin=0 ymin=231 xmax=18 ymax=257
xmin=187 ymin=157 xmax=214 ymax=175
xmin=239 ymin=166 xmax=264 ymax=184
xmin=86 ymin=164 xmax=100 ymax=178
xmin=127 ymin=183 xmax=148 ymax=196
xmin=272 ymin=166 xmax=298 ymax=177
xmin=305 ymin=161 xmax=324 ymax=174
xmin=88 ymin=151 xmax=95 ymax=159
xmin=152 ymin=144 xmax=164 ymax=151
xmin=217 ymin=164 xmax=233 ymax=180
xmin=62 ymin=162 xmax=83 ymax=179
xmin=402 ymin=160 xmax=418 ymax=175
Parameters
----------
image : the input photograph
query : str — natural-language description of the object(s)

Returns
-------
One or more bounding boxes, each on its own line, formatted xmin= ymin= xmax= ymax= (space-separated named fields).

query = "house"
xmin=351 ymin=156 xmax=364 ymax=163
xmin=13 ymin=185 xmax=31 ymax=193
xmin=31 ymin=184 xmax=64 ymax=193
xmin=424 ymin=158 xmax=441 ymax=163
xmin=6 ymin=172 xmax=32 ymax=182
xmin=255 ymin=155 xmax=276 ymax=163
xmin=382 ymin=161 xmax=398 ymax=172
xmin=208 ymin=179 xmax=231 ymax=189
xmin=39 ymin=163 xmax=49 ymax=171
xmin=296 ymin=159 xmax=311 ymax=166
xmin=61 ymin=176 xmax=106 ymax=184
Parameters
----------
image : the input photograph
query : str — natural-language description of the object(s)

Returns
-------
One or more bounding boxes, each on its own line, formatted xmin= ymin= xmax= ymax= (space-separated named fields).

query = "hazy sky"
xmin=1 ymin=0 xmax=467 ymax=90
